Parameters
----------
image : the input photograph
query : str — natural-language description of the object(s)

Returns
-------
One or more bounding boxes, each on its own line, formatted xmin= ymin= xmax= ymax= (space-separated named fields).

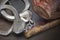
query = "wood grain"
xmin=24 ymin=19 xmax=60 ymax=38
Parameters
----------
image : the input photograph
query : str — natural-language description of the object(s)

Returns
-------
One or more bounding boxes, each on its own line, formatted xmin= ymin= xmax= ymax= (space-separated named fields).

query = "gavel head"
xmin=32 ymin=0 xmax=60 ymax=19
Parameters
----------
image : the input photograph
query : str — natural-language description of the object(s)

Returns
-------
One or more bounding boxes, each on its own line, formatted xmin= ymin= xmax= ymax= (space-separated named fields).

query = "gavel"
xmin=32 ymin=0 xmax=60 ymax=19
xmin=24 ymin=19 xmax=60 ymax=38
xmin=24 ymin=0 xmax=60 ymax=38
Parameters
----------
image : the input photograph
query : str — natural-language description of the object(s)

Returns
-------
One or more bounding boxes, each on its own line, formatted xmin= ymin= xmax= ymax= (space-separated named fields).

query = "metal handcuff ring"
xmin=0 ymin=0 xmax=34 ymax=32
xmin=0 ymin=5 xmax=26 ymax=35
xmin=0 ymin=5 xmax=34 ymax=33
xmin=0 ymin=0 xmax=35 ymax=35
xmin=1 ymin=0 xmax=30 ymax=21
xmin=0 ymin=5 xmax=33 ymax=33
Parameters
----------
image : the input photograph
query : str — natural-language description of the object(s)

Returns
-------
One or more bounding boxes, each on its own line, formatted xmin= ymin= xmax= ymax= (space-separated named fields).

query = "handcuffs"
xmin=0 ymin=0 xmax=35 ymax=35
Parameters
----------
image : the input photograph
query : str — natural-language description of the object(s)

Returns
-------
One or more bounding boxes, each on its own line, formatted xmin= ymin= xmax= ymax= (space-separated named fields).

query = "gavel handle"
xmin=24 ymin=19 xmax=60 ymax=38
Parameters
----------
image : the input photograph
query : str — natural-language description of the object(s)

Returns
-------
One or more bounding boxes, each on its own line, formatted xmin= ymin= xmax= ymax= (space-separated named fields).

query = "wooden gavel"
xmin=24 ymin=0 xmax=60 ymax=38
xmin=24 ymin=19 xmax=60 ymax=38
xmin=32 ymin=0 xmax=60 ymax=19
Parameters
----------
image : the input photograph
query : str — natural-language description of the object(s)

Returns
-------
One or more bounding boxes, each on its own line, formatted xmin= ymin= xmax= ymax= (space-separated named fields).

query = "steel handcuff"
xmin=0 ymin=5 xmax=25 ymax=35
xmin=0 ymin=0 xmax=35 ymax=35
xmin=1 ymin=0 xmax=30 ymax=21
xmin=0 ymin=0 xmax=34 ymax=27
